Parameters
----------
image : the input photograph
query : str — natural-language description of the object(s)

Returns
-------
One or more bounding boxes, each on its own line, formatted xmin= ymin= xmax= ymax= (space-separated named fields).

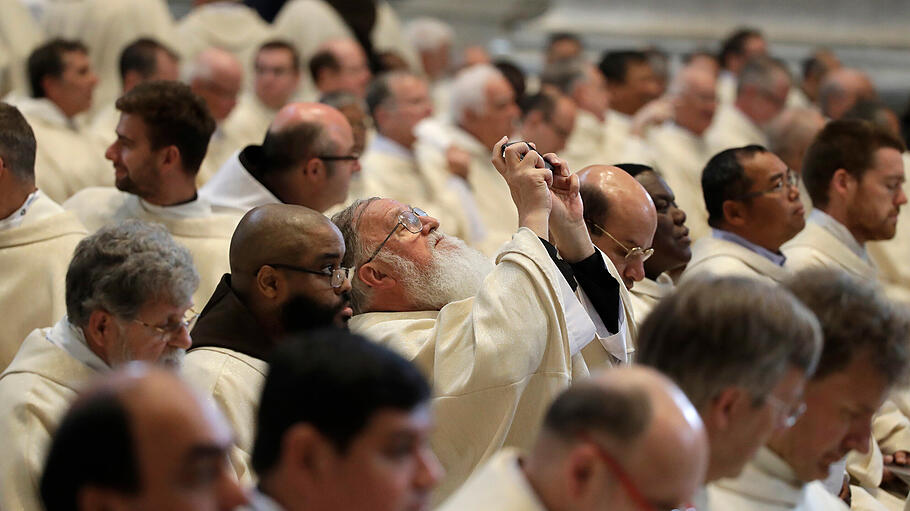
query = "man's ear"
xmin=256 ymin=266 xmax=283 ymax=300
xmin=357 ymin=263 xmax=396 ymax=290
xmin=831 ymin=168 xmax=856 ymax=200
xmin=721 ymin=199 xmax=747 ymax=227
xmin=302 ymin=157 xmax=326 ymax=181
xmin=78 ymin=486 xmax=132 ymax=511
xmin=708 ymin=387 xmax=748 ymax=433
xmin=41 ymin=75 xmax=60 ymax=100
xmin=283 ymin=423 xmax=337 ymax=483
xmin=565 ymin=443 xmax=607 ymax=501
xmin=84 ymin=309 xmax=115 ymax=357
xmin=157 ymin=145 xmax=181 ymax=175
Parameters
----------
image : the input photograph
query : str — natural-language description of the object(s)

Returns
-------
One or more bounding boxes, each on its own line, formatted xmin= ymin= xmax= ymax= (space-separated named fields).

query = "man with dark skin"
xmin=184 ymin=203 xmax=353 ymax=484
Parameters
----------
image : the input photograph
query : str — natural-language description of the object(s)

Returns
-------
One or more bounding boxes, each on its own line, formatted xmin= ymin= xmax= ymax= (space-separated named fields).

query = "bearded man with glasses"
xmin=681 ymin=145 xmax=805 ymax=284
xmin=0 ymin=220 xmax=200 ymax=511
xmin=183 ymin=203 xmax=353 ymax=485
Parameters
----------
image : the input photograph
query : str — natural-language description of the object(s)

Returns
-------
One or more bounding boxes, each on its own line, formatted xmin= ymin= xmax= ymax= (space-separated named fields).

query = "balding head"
xmin=670 ymin=65 xmax=718 ymax=135
xmin=578 ymin=165 xmax=657 ymax=289
xmin=525 ymin=366 xmax=708 ymax=511
xmin=819 ymin=68 xmax=876 ymax=120
xmin=189 ymin=47 xmax=243 ymax=122
xmin=309 ymin=38 xmax=372 ymax=98
xmin=40 ymin=365 xmax=245 ymax=511
xmin=767 ymin=107 xmax=826 ymax=173
xmin=228 ymin=204 xmax=353 ymax=332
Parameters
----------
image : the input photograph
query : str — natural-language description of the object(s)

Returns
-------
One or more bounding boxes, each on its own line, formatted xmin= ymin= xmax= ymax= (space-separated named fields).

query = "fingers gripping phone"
xmin=501 ymin=141 xmax=555 ymax=171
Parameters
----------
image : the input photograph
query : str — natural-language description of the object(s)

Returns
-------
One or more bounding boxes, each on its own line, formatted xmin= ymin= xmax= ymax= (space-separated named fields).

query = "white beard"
xmin=380 ymin=232 xmax=494 ymax=310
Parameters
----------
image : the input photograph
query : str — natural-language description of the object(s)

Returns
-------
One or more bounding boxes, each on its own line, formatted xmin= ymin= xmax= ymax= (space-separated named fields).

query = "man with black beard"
xmin=183 ymin=203 xmax=352 ymax=485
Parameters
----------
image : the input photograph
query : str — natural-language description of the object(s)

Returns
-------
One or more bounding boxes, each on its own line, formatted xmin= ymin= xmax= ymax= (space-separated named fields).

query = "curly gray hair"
xmin=65 ymin=220 xmax=199 ymax=327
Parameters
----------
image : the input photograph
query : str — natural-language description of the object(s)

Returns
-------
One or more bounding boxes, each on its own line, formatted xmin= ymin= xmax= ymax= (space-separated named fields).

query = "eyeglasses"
xmin=736 ymin=169 xmax=800 ymax=200
xmin=266 ymin=264 xmax=351 ymax=289
xmin=317 ymin=153 xmax=360 ymax=162
xmin=362 ymin=206 xmax=428 ymax=265
xmin=132 ymin=308 xmax=199 ymax=339
xmin=765 ymin=394 xmax=807 ymax=428
xmin=590 ymin=223 xmax=654 ymax=262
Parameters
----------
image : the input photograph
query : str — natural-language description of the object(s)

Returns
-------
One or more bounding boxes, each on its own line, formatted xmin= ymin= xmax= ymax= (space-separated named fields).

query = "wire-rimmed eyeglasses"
xmin=362 ymin=206 xmax=428 ymax=265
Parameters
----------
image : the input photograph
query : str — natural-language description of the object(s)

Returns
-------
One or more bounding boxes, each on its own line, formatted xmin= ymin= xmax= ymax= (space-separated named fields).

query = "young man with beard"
xmin=333 ymin=139 xmax=622 ymax=501
xmin=0 ymin=220 xmax=199 ymax=511
xmin=184 ymin=203 xmax=353 ymax=485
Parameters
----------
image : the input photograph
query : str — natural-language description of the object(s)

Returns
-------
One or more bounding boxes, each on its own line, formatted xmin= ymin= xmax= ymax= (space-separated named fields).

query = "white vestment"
xmin=0 ymin=0 xmax=44 ymax=97
xmin=176 ymin=2 xmax=272 ymax=85
xmin=12 ymin=97 xmax=110 ymax=203
xmin=561 ymin=109 xmax=608 ymax=172
xmin=604 ymin=109 xmax=632 ymax=164
xmin=624 ymin=121 xmax=713 ymax=241
xmin=708 ymin=447 xmax=850 ymax=511
xmin=63 ymin=188 xmax=239 ymax=308
xmin=0 ymin=321 xmax=104 ymax=511
xmin=349 ymin=228 xmax=595 ymax=502
xmin=717 ymin=71 xmax=737 ymax=105
xmin=628 ymin=273 xmax=673 ymax=333
xmin=682 ymin=235 xmax=790 ymax=284
xmin=198 ymin=127 xmax=247 ymax=186
xmin=272 ymin=0 xmax=419 ymax=99
xmin=436 ymin=448 xmax=545 ymax=511
xmin=868 ymin=153 xmax=910 ymax=304
xmin=783 ymin=210 xmax=876 ymax=280
xmin=0 ymin=192 xmax=85 ymax=370
xmin=222 ymin=93 xmax=277 ymax=152
xmin=579 ymin=249 xmax=635 ymax=370
xmin=199 ymin=150 xmax=282 ymax=215
xmin=40 ymin=0 xmax=176 ymax=114
xmin=705 ymin=103 xmax=769 ymax=156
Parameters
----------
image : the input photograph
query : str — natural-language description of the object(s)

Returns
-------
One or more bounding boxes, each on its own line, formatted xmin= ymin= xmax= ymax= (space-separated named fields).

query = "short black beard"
xmin=280 ymin=292 xmax=350 ymax=334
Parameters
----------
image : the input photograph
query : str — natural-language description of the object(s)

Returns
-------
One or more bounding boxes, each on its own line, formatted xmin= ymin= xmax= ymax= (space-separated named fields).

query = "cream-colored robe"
xmin=222 ymin=93 xmax=276 ymax=152
xmin=782 ymin=215 xmax=876 ymax=280
xmin=40 ymin=0 xmax=176 ymax=115
xmin=349 ymin=228 xmax=594 ymax=503
xmin=0 ymin=193 xmax=85 ymax=370
xmin=199 ymin=151 xmax=282 ymax=215
xmin=579 ymin=249 xmax=636 ymax=371
xmin=682 ymin=235 xmax=790 ymax=285
xmin=436 ymin=448 xmax=545 ymax=511
xmin=176 ymin=2 xmax=272 ymax=85
xmin=628 ymin=273 xmax=673 ymax=333
xmin=272 ymin=0 xmax=420 ymax=99
xmin=63 ymin=188 xmax=239 ymax=308
xmin=561 ymin=109 xmax=608 ymax=172
xmin=624 ymin=122 xmax=713 ymax=241
xmin=198 ymin=127 xmax=247 ymax=187
xmin=604 ymin=109 xmax=632 ymax=164
xmin=353 ymin=137 xmax=471 ymax=242
xmin=708 ymin=446 xmax=850 ymax=511
xmin=183 ymin=347 xmax=267 ymax=485
xmin=717 ymin=71 xmax=737 ymax=105
xmin=705 ymin=103 xmax=769 ymax=156
xmin=13 ymin=97 xmax=110 ymax=203
xmin=0 ymin=0 xmax=44 ymax=98
xmin=867 ymin=153 xmax=910 ymax=305
xmin=0 ymin=327 xmax=99 ymax=511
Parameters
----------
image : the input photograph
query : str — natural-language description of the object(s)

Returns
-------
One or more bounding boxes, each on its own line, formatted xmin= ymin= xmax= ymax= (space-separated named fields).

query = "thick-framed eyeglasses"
xmin=266 ymin=264 xmax=351 ymax=289
xmin=317 ymin=153 xmax=360 ymax=162
xmin=736 ymin=169 xmax=800 ymax=200
xmin=132 ymin=308 xmax=199 ymax=339
xmin=590 ymin=223 xmax=655 ymax=262
xmin=362 ymin=206 xmax=428 ymax=266
xmin=765 ymin=394 xmax=807 ymax=428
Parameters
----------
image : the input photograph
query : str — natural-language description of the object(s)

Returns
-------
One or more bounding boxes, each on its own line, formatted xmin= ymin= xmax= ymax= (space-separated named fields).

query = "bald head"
xmin=670 ymin=65 xmax=717 ymax=135
xmin=526 ymin=366 xmax=708 ymax=511
xmin=578 ymin=165 xmax=657 ymax=289
xmin=271 ymin=101 xmax=350 ymax=137
xmin=311 ymin=38 xmax=371 ymax=98
xmin=190 ymin=47 xmax=243 ymax=122
xmin=819 ymin=67 xmax=876 ymax=120
xmin=767 ymin=107 xmax=826 ymax=172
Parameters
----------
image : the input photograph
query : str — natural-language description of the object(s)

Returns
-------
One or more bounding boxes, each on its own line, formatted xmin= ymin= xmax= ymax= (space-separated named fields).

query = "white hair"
xmin=450 ymin=64 xmax=504 ymax=124
xmin=405 ymin=18 xmax=454 ymax=52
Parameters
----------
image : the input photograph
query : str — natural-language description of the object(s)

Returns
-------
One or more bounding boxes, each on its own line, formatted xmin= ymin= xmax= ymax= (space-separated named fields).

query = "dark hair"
xmin=309 ymin=49 xmax=340 ymax=83
xmin=28 ymin=38 xmax=88 ymax=98
xmin=119 ymin=38 xmax=177 ymax=83
xmin=598 ymin=50 xmax=649 ymax=84
xmin=518 ymin=91 xmax=557 ymax=120
xmin=115 ymin=81 xmax=215 ymax=174
xmin=702 ymin=145 xmax=767 ymax=227
xmin=0 ymin=103 xmax=37 ymax=181
xmin=547 ymin=32 xmax=582 ymax=51
xmin=40 ymin=390 xmax=139 ymax=511
xmin=543 ymin=381 xmax=652 ymax=442
xmin=842 ymin=100 xmax=899 ymax=133
xmin=637 ymin=276 xmax=822 ymax=408
xmin=802 ymin=119 xmax=905 ymax=208
xmin=786 ymin=268 xmax=910 ymax=385
xmin=580 ymin=182 xmax=610 ymax=234
xmin=251 ymin=329 xmax=431 ymax=476
xmin=365 ymin=71 xmax=396 ymax=118
xmin=256 ymin=39 xmax=300 ymax=72
xmin=614 ymin=163 xmax=655 ymax=178
xmin=494 ymin=59 xmax=526 ymax=100
xmin=259 ymin=122 xmax=331 ymax=176
xmin=718 ymin=27 xmax=763 ymax=69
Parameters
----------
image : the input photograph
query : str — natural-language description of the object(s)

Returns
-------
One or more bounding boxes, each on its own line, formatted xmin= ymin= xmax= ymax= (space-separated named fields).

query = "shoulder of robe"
xmin=0 ymin=211 xmax=86 ymax=248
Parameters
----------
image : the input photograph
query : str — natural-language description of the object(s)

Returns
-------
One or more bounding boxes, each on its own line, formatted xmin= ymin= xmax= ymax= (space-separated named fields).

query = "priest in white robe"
xmin=705 ymin=57 xmax=790 ymax=156
xmin=715 ymin=28 xmax=768 ymax=105
xmin=63 ymin=81 xmax=239 ymax=309
xmin=0 ymin=220 xmax=198 ymax=511
xmin=682 ymin=147 xmax=805 ymax=284
xmin=331 ymin=140 xmax=633 ymax=502
xmin=599 ymin=50 xmax=662 ymax=163
xmin=544 ymin=59 xmax=611 ymax=172
xmin=438 ymin=368 xmax=709 ymax=511
xmin=0 ymin=103 xmax=86 ymax=370
xmin=0 ymin=0 xmax=44 ymax=98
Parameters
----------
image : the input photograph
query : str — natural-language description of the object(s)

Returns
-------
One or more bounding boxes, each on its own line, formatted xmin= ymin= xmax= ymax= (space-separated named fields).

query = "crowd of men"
xmin=2 ymin=1 xmax=910 ymax=510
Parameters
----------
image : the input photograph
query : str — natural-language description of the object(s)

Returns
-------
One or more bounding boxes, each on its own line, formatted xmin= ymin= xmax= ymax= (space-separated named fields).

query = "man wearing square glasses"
xmin=0 ymin=220 xmax=200 ymax=511
xmin=184 ymin=203 xmax=353 ymax=484
xmin=332 ymin=137 xmax=620 ymax=501
xmin=682 ymin=145 xmax=805 ymax=284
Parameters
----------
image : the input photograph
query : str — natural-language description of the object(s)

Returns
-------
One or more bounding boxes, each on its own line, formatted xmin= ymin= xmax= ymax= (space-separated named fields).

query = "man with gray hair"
xmin=819 ymin=67 xmax=877 ymax=121
xmin=0 ymin=219 xmax=199 ymax=511
xmin=710 ymin=269 xmax=910 ymax=511
xmin=637 ymin=276 xmax=824 ymax=509
xmin=439 ymin=366 xmax=709 ymax=511
xmin=706 ymin=56 xmax=792 ymax=155
xmin=405 ymin=17 xmax=454 ymax=118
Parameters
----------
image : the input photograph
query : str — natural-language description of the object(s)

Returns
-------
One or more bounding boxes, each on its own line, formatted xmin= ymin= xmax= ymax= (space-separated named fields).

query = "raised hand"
xmin=546 ymin=154 xmax=595 ymax=263
xmin=491 ymin=137 xmax=552 ymax=239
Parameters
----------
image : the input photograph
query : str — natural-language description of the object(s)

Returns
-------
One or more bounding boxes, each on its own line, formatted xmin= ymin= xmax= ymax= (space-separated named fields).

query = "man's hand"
xmin=629 ymin=97 xmax=673 ymax=137
xmin=446 ymin=145 xmax=471 ymax=180
xmin=547 ymin=154 xmax=595 ymax=263
xmin=492 ymin=137 xmax=551 ymax=239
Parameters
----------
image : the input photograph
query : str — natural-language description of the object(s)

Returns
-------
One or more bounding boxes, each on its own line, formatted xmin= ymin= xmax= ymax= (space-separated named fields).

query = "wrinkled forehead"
xmin=357 ymin=198 xmax=408 ymax=238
